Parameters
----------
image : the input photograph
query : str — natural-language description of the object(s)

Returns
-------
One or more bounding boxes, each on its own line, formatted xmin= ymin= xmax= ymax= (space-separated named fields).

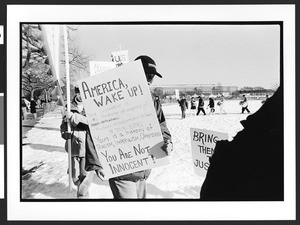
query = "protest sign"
xmin=190 ymin=128 xmax=228 ymax=178
xmin=77 ymin=61 xmax=169 ymax=179
xmin=89 ymin=61 xmax=116 ymax=76
xmin=111 ymin=50 xmax=129 ymax=67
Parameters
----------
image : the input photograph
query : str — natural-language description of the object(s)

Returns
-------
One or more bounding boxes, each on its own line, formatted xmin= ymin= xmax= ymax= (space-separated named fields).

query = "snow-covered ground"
xmin=22 ymin=100 xmax=263 ymax=199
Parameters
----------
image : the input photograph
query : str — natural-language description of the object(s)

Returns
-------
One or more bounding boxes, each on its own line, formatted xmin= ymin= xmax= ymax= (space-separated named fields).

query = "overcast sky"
xmin=73 ymin=24 xmax=280 ymax=89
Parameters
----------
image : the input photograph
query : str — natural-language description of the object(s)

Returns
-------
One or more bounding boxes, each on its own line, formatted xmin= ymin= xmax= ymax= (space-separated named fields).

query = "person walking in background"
xmin=30 ymin=98 xmax=37 ymax=119
xmin=190 ymin=97 xmax=197 ymax=116
xmin=207 ymin=97 xmax=215 ymax=115
xmin=240 ymin=94 xmax=250 ymax=114
xmin=217 ymin=95 xmax=226 ymax=114
xmin=60 ymin=86 xmax=94 ymax=198
xmin=196 ymin=95 xmax=206 ymax=116
xmin=178 ymin=96 xmax=188 ymax=119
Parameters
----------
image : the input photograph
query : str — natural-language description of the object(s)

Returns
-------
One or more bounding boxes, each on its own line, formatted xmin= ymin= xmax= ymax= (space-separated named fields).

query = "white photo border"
xmin=7 ymin=4 xmax=295 ymax=221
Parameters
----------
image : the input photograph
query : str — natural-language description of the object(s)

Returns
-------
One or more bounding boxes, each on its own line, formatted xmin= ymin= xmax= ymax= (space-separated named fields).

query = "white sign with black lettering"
xmin=78 ymin=61 xmax=169 ymax=179
xmin=89 ymin=61 xmax=115 ymax=76
xmin=190 ymin=128 xmax=228 ymax=178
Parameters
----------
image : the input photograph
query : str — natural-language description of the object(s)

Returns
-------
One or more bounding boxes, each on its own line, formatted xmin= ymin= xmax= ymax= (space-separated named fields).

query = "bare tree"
xmin=22 ymin=24 xmax=55 ymax=99
xmin=60 ymin=25 xmax=93 ymax=87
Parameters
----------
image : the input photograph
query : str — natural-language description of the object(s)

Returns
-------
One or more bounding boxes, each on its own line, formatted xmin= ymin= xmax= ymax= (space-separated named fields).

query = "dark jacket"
xmin=200 ymin=86 xmax=283 ymax=200
xmin=198 ymin=97 xmax=204 ymax=108
xmin=30 ymin=100 xmax=37 ymax=113
xmin=85 ymin=93 xmax=172 ymax=182
xmin=191 ymin=99 xmax=197 ymax=109
xmin=240 ymin=96 xmax=248 ymax=107
xmin=178 ymin=98 xmax=188 ymax=110
xmin=208 ymin=98 xmax=214 ymax=108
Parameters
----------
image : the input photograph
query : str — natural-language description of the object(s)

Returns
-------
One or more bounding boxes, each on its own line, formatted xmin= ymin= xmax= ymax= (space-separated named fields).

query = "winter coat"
xmin=191 ymin=99 xmax=197 ymax=109
xmin=198 ymin=97 xmax=204 ymax=108
xmin=178 ymin=98 xmax=188 ymax=110
xmin=30 ymin=100 xmax=37 ymax=113
xmin=240 ymin=97 xmax=248 ymax=107
xmin=60 ymin=100 xmax=89 ymax=157
xmin=208 ymin=98 xmax=214 ymax=108
xmin=200 ymin=86 xmax=283 ymax=200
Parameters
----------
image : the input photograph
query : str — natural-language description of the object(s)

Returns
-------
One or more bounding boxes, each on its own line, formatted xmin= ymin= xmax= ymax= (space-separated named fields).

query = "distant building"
xmin=150 ymin=84 xmax=238 ymax=96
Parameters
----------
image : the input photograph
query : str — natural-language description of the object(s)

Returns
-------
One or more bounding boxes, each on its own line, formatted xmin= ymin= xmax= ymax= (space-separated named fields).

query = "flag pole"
xmin=63 ymin=25 xmax=73 ymax=191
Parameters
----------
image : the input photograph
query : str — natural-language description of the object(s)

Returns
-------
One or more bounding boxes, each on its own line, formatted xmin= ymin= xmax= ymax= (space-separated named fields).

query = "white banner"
xmin=111 ymin=49 xmax=129 ymax=67
xmin=190 ymin=128 xmax=228 ymax=178
xmin=78 ymin=61 xmax=169 ymax=179
xmin=89 ymin=61 xmax=116 ymax=76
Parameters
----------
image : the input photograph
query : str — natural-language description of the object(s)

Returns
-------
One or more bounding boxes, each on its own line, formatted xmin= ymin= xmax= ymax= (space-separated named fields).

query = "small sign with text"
xmin=190 ymin=128 xmax=228 ymax=178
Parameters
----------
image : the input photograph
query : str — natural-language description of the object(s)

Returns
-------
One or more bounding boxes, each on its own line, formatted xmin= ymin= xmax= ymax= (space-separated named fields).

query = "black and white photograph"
xmin=20 ymin=22 xmax=282 ymax=200
xmin=6 ymin=4 xmax=296 ymax=221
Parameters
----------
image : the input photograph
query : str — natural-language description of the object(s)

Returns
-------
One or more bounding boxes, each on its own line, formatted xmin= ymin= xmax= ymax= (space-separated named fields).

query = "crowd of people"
xmin=176 ymin=93 xmax=267 ymax=119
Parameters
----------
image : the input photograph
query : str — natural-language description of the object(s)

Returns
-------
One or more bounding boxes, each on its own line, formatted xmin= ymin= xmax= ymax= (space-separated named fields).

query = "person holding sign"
xmin=60 ymin=87 xmax=94 ymax=198
xmin=106 ymin=55 xmax=173 ymax=199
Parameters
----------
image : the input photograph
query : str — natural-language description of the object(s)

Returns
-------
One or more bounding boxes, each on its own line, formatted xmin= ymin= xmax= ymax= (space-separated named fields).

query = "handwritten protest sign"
xmin=77 ymin=61 xmax=169 ymax=179
xmin=111 ymin=50 xmax=129 ymax=67
xmin=190 ymin=128 xmax=228 ymax=178
xmin=89 ymin=61 xmax=116 ymax=76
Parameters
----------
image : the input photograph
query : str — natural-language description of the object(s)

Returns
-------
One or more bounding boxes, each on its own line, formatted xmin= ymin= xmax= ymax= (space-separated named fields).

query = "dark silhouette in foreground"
xmin=200 ymin=85 xmax=283 ymax=201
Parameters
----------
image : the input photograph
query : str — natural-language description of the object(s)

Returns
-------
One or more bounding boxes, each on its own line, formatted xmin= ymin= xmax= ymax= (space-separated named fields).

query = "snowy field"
xmin=22 ymin=100 xmax=263 ymax=199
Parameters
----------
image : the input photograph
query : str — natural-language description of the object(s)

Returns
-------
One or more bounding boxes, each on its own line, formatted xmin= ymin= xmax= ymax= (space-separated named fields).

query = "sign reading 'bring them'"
xmin=190 ymin=128 xmax=228 ymax=178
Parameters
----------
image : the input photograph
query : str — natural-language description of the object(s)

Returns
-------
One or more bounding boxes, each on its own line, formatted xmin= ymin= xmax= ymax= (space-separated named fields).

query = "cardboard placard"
xmin=89 ymin=61 xmax=116 ymax=76
xmin=111 ymin=50 xmax=129 ymax=67
xmin=190 ymin=128 xmax=228 ymax=178
xmin=77 ymin=61 xmax=169 ymax=179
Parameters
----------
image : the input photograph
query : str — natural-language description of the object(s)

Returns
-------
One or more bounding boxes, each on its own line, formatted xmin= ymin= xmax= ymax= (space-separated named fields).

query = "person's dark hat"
xmin=135 ymin=55 xmax=162 ymax=78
